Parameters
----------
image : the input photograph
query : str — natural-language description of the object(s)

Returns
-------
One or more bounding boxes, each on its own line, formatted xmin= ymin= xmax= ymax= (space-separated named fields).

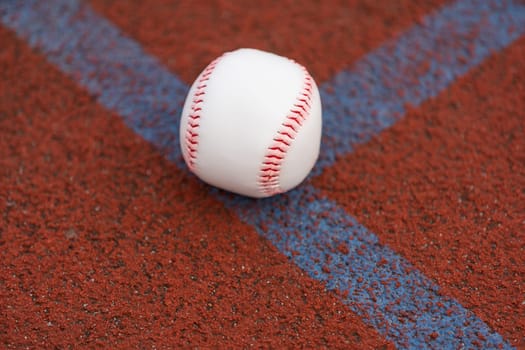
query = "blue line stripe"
xmin=315 ymin=0 xmax=525 ymax=174
xmin=2 ymin=0 xmax=522 ymax=348
xmin=0 ymin=0 xmax=188 ymax=168
xmin=226 ymin=188 xmax=512 ymax=349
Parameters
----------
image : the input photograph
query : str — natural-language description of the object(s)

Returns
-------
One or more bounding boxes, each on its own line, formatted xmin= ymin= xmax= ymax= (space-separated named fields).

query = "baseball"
xmin=179 ymin=48 xmax=322 ymax=198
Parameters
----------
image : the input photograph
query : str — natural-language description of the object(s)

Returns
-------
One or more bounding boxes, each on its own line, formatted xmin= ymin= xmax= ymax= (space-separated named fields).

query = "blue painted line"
xmin=315 ymin=0 xmax=525 ymax=174
xmin=2 ymin=0 xmax=522 ymax=348
xmin=0 ymin=0 xmax=189 ymax=168
xmin=226 ymin=188 xmax=513 ymax=349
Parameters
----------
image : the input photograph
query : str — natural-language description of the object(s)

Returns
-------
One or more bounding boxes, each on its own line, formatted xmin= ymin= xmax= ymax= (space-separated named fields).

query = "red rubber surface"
xmin=90 ymin=0 xmax=449 ymax=84
xmin=2 ymin=0 xmax=524 ymax=348
xmin=314 ymin=36 xmax=525 ymax=346
xmin=0 ymin=27 xmax=392 ymax=349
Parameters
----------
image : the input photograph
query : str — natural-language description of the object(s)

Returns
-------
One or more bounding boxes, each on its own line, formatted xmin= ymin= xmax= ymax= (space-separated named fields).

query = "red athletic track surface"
xmin=0 ymin=26 xmax=394 ymax=349
xmin=0 ymin=25 xmax=391 ymax=349
xmin=90 ymin=0 xmax=448 ymax=84
xmin=315 ymin=35 xmax=525 ymax=345
xmin=1 ymin=0 xmax=524 ymax=349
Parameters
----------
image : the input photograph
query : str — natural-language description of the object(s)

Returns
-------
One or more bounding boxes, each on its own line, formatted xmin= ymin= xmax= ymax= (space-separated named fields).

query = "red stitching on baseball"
xmin=278 ymin=130 xmax=295 ymax=139
xmin=266 ymin=155 xmax=284 ymax=160
xmin=283 ymin=122 xmax=299 ymax=132
xmin=269 ymin=146 xmax=286 ymax=153
xmin=183 ymin=55 xmax=225 ymax=171
xmin=258 ymin=65 xmax=314 ymax=196
xmin=288 ymin=116 xmax=303 ymax=125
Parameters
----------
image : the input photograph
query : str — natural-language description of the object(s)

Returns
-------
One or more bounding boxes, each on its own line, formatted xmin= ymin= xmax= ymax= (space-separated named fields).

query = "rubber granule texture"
xmin=315 ymin=35 xmax=525 ymax=346
xmin=90 ymin=0 xmax=448 ymax=83
xmin=0 ymin=26 xmax=392 ymax=349
xmin=2 ymin=0 xmax=524 ymax=349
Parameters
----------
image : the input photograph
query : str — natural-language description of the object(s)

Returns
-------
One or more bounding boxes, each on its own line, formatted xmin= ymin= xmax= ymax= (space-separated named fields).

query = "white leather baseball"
xmin=179 ymin=48 xmax=322 ymax=198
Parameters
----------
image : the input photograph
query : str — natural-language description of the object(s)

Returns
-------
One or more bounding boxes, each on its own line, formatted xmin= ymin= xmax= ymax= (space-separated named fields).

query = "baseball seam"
xmin=258 ymin=64 xmax=314 ymax=196
xmin=183 ymin=55 xmax=224 ymax=171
